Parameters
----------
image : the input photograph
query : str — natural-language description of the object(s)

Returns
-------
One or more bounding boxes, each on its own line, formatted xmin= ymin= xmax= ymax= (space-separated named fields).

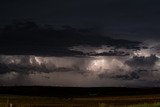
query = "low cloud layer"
xmin=0 ymin=21 xmax=160 ymax=87
xmin=0 ymin=44 xmax=160 ymax=87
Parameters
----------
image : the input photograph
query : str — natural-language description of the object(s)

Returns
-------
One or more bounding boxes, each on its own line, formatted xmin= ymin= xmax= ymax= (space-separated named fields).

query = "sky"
xmin=0 ymin=0 xmax=160 ymax=87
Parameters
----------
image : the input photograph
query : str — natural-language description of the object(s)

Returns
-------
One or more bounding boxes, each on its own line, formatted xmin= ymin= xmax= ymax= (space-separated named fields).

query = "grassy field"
xmin=0 ymin=87 xmax=160 ymax=107
xmin=0 ymin=95 xmax=160 ymax=107
xmin=128 ymin=102 xmax=160 ymax=107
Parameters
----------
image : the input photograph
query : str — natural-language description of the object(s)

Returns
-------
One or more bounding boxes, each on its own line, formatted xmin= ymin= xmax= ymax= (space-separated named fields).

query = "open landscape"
xmin=0 ymin=95 xmax=160 ymax=107
xmin=1 ymin=0 xmax=160 ymax=107
xmin=0 ymin=86 xmax=160 ymax=107
xmin=1 ymin=95 xmax=160 ymax=107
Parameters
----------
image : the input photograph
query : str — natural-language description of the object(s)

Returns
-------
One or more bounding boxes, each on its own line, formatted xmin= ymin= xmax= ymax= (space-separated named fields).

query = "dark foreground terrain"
xmin=0 ymin=86 xmax=160 ymax=107
xmin=0 ymin=86 xmax=160 ymax=97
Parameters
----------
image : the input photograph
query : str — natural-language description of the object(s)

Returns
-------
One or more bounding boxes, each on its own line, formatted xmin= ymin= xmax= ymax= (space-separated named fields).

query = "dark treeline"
xmin=0 ymin=86 xmax=159 ymax=97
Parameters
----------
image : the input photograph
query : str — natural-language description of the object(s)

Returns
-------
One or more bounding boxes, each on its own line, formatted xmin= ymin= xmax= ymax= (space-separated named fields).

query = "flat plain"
xmin=0 ymin=86 xmax=160 ymax=107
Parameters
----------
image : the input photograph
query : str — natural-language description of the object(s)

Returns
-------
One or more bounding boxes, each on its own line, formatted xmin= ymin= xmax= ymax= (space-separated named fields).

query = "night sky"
xmin=0 ymin=0 xmax=160 ymax=87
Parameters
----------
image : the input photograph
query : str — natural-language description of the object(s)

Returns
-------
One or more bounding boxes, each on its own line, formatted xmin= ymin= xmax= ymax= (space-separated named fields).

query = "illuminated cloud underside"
xmin=0 ymin=41 xmax=160 ymax=87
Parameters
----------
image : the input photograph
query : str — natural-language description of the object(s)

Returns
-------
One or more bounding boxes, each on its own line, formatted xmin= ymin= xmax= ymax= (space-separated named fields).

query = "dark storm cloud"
xmin=0 ymin=0 xmax=160 ymax=87
xmin=98 ymin=55 xmax=160 ymax=80
xmin=0 ymin=55 xmax=91 ymax=75
xmin=0 ymin=54 xmax=160 ymax=86
xmin=109 ymin=69 xmax=153 ymax=80
xmin=0 ymin=20 xmax=141 ymax=56
xmin=0 ymin=0 xmax=160 ymax=40
xmin=0 ymin=62 xmax=75 ymax=74
xmin=0 ymin=55 xmax=79 ymax=74
xmin=125 ymin=55 xmax=159 ymax=68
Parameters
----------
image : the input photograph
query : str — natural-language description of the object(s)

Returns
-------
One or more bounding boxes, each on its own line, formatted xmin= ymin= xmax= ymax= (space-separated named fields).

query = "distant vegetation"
xmin=0 ymin=86 xmax=160 ymax=97
xmin=128 ymin=102 xmax=160 ymax=107
xmin=0 ymin=95 xmax=159 ymax=107
xmin=0 ymin=86 xmax=160 ymax=107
